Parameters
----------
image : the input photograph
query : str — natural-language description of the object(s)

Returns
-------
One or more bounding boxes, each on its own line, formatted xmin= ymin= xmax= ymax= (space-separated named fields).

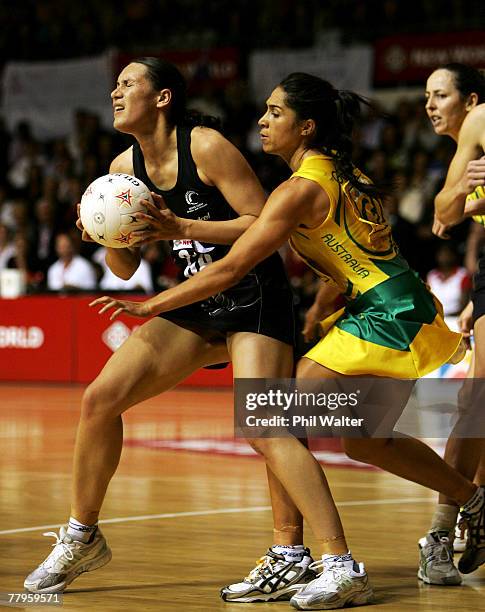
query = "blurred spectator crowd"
xmin=1 ymin=0 xmax=484 ymax=61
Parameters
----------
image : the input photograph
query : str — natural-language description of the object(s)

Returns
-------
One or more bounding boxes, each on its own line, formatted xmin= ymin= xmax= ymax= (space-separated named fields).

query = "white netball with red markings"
xmin=80 ymin=173 xmax=152 ymax=248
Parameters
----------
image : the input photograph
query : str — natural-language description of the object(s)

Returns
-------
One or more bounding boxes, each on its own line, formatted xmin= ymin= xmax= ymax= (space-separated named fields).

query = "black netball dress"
xmin=132 ymin=126 xmax=296 ymax=347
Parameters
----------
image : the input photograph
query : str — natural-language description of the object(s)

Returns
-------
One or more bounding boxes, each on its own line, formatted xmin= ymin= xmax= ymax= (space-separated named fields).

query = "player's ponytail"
xmin=133 ymin=57 xmax=221 ymax=130
xmin=279 ymin=72 xmax=386 ymax=198
xmin=182 ymin=109 xmax=222 ymax=131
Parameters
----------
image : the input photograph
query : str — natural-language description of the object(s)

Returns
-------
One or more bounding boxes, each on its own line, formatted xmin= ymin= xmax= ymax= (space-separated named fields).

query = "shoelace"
xmin=40 ymin=531 xmax=77 ymax=569
xmin=457 ymin=512 xmax=470 ymax=538
xmin=308 ymin=560 xmax=351 ymax=588
xmin=459 ymin=511 xmax=485 ymax=548
xmin=455 ymin=522 xmax=467 ymax=540
xmin=245 ymin=555 xmax=279 ymax=582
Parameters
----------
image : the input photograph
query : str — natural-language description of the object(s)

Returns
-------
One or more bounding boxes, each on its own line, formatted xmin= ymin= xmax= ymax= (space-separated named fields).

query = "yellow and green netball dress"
xmin=290 ymin=155 xmax=463 ymax=378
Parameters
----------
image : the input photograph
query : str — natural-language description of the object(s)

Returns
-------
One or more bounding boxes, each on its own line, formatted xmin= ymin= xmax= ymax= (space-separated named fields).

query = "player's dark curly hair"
xmin=133 ymin=57 xmax=221 ymax=130
xmin=279 ymin=72 xmax=385 ymax=198
xmin=440 ymin=63 xmax=485 ymax=103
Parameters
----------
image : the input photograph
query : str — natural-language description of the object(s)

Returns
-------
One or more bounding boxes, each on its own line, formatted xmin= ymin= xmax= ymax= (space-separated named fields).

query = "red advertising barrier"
xmin=0 ymin=297 xmax=74 ymax=382
xmin=0 ymin=296 xmax=233 ymax=386
xmin=375 ymin=31 xmax=485 ymax=85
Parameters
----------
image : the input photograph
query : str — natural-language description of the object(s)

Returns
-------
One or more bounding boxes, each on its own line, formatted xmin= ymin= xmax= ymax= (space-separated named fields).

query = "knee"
xmin=81 ymin=382 xmax=118 ymax=421
xmin=341 ymin=439 xmax=367 ymax=463
xmin=342 ymin=438 xmax=389 ymax=464
xmin=246 ymin=437 xmax=269 ymax=456
xmin=296 ymin=358 xmax=321 ymax=378
xmin=246 ymin=437 xmax=278 ymax=459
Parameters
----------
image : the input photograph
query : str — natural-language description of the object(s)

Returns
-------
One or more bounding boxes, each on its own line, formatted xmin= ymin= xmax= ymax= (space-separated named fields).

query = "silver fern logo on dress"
xmin=185 ymin=190 xmax=208 ymax=213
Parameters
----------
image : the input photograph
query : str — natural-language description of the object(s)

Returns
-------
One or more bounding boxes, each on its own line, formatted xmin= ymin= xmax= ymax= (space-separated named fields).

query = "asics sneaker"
xmin=24 ymin=526 xmax=112 ymax=593
xmin=457 ymin=486 xmax=485 ymax=574
xmin=290 ymin=554 xmax=373 ymax=610
xmin=417 ymin=531 xmax=461 ymax=585
xmin=220 ymin=546 xmax=316 ymax=603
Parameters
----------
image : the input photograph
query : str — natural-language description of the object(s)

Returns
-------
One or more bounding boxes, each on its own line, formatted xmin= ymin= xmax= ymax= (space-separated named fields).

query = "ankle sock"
xmin=462 ymin=486 xmax=485 ymax=514
xmin=67 ymin=517 xmax=98 ymax=543
xmin=322 ymin=551 xmax=353 ymax=563
xmin=322 ymin=551 xmax=360 ymax=573
xmin=271 ymin=544 xmax=305 ymax=561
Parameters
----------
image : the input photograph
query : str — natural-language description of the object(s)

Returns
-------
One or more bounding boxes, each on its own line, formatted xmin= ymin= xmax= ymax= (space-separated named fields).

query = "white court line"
xmin=0 ymin=497 xmax=431 ymax=536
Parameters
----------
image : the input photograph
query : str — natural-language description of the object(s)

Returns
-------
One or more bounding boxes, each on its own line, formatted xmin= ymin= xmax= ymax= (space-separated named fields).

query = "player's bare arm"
xmin=435 ymin=107 xmax=485 ymax=225
xmin=302 ymin=280 xmax=343 ymax=342
xmin=91 ymin=177 xmax=329 ymax=319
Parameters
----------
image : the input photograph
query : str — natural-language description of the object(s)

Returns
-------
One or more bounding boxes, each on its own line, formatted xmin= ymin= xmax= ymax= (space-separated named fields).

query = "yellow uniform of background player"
xmin=467 ymin=184 xmax=485 ymax=226
xmin=290 ymin=155 xmax=463 ymax=378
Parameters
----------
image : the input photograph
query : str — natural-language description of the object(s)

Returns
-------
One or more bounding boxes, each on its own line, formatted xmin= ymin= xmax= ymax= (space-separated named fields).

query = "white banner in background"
xmin=249 ymin=46 xmax=373 ymax=103
xmin=2 ymin=53 xmax=114 ymax=139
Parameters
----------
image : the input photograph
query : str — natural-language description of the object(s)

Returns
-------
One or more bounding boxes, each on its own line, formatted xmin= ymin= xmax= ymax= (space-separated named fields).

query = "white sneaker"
xmin=24 ymin=527 xmax=112 ymax=593
xmin=417 ymin=532 xmax=461 ymax=585
xmin=454 ymin=521 xmax=467 ymax=554
xmin=220 ymin=546 xmax=316 ymax=602
xmin=290 ymin=555 xmax=373 ymax=610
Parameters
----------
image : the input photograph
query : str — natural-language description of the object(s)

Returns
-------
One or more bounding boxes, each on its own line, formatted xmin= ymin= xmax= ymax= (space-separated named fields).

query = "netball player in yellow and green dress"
xmin=92 ymin=73 xmax=485 ymax=610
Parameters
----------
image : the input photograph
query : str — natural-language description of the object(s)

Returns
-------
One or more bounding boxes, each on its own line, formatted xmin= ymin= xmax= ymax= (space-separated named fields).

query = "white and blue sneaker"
xmin=220 ymin=546 xmax=316 ymax=602
xmin=418 ymin=531 xmax=461 ymax=585
xmin=290 ymin=553 xmax=373 ymax=610
xmin=24 ymin=526 xmax=112 ymax=593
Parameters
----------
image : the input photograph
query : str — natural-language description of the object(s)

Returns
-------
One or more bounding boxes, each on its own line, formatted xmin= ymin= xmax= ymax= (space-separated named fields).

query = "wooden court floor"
xmin=0 ymin=383 xmax=483 ymax=611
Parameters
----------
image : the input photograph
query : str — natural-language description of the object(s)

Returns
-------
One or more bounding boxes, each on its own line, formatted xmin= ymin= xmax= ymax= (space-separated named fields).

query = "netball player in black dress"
xmin=24 ymin=59 xmax=315 ymax=599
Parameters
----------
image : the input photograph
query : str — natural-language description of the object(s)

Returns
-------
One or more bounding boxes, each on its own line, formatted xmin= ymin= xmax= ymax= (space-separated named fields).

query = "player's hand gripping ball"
xmin=80 ymin=173 xmax=153 ymax=248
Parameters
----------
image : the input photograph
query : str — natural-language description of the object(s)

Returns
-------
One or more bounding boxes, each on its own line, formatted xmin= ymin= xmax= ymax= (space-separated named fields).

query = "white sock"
xmin=462 ymin=486 xmax=485 ymax=515
xmin=66 ymin=517 xmax=98 ymax=543
xmin=271 ymin=544 xmax=305 ymax=561
xmin=322 ymin=551 xmax=353 ymax=563
xmin=429 ymin=504 xmax=459 ymax=534
xmin=322 ymin=551 xmax=360 ymax=573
